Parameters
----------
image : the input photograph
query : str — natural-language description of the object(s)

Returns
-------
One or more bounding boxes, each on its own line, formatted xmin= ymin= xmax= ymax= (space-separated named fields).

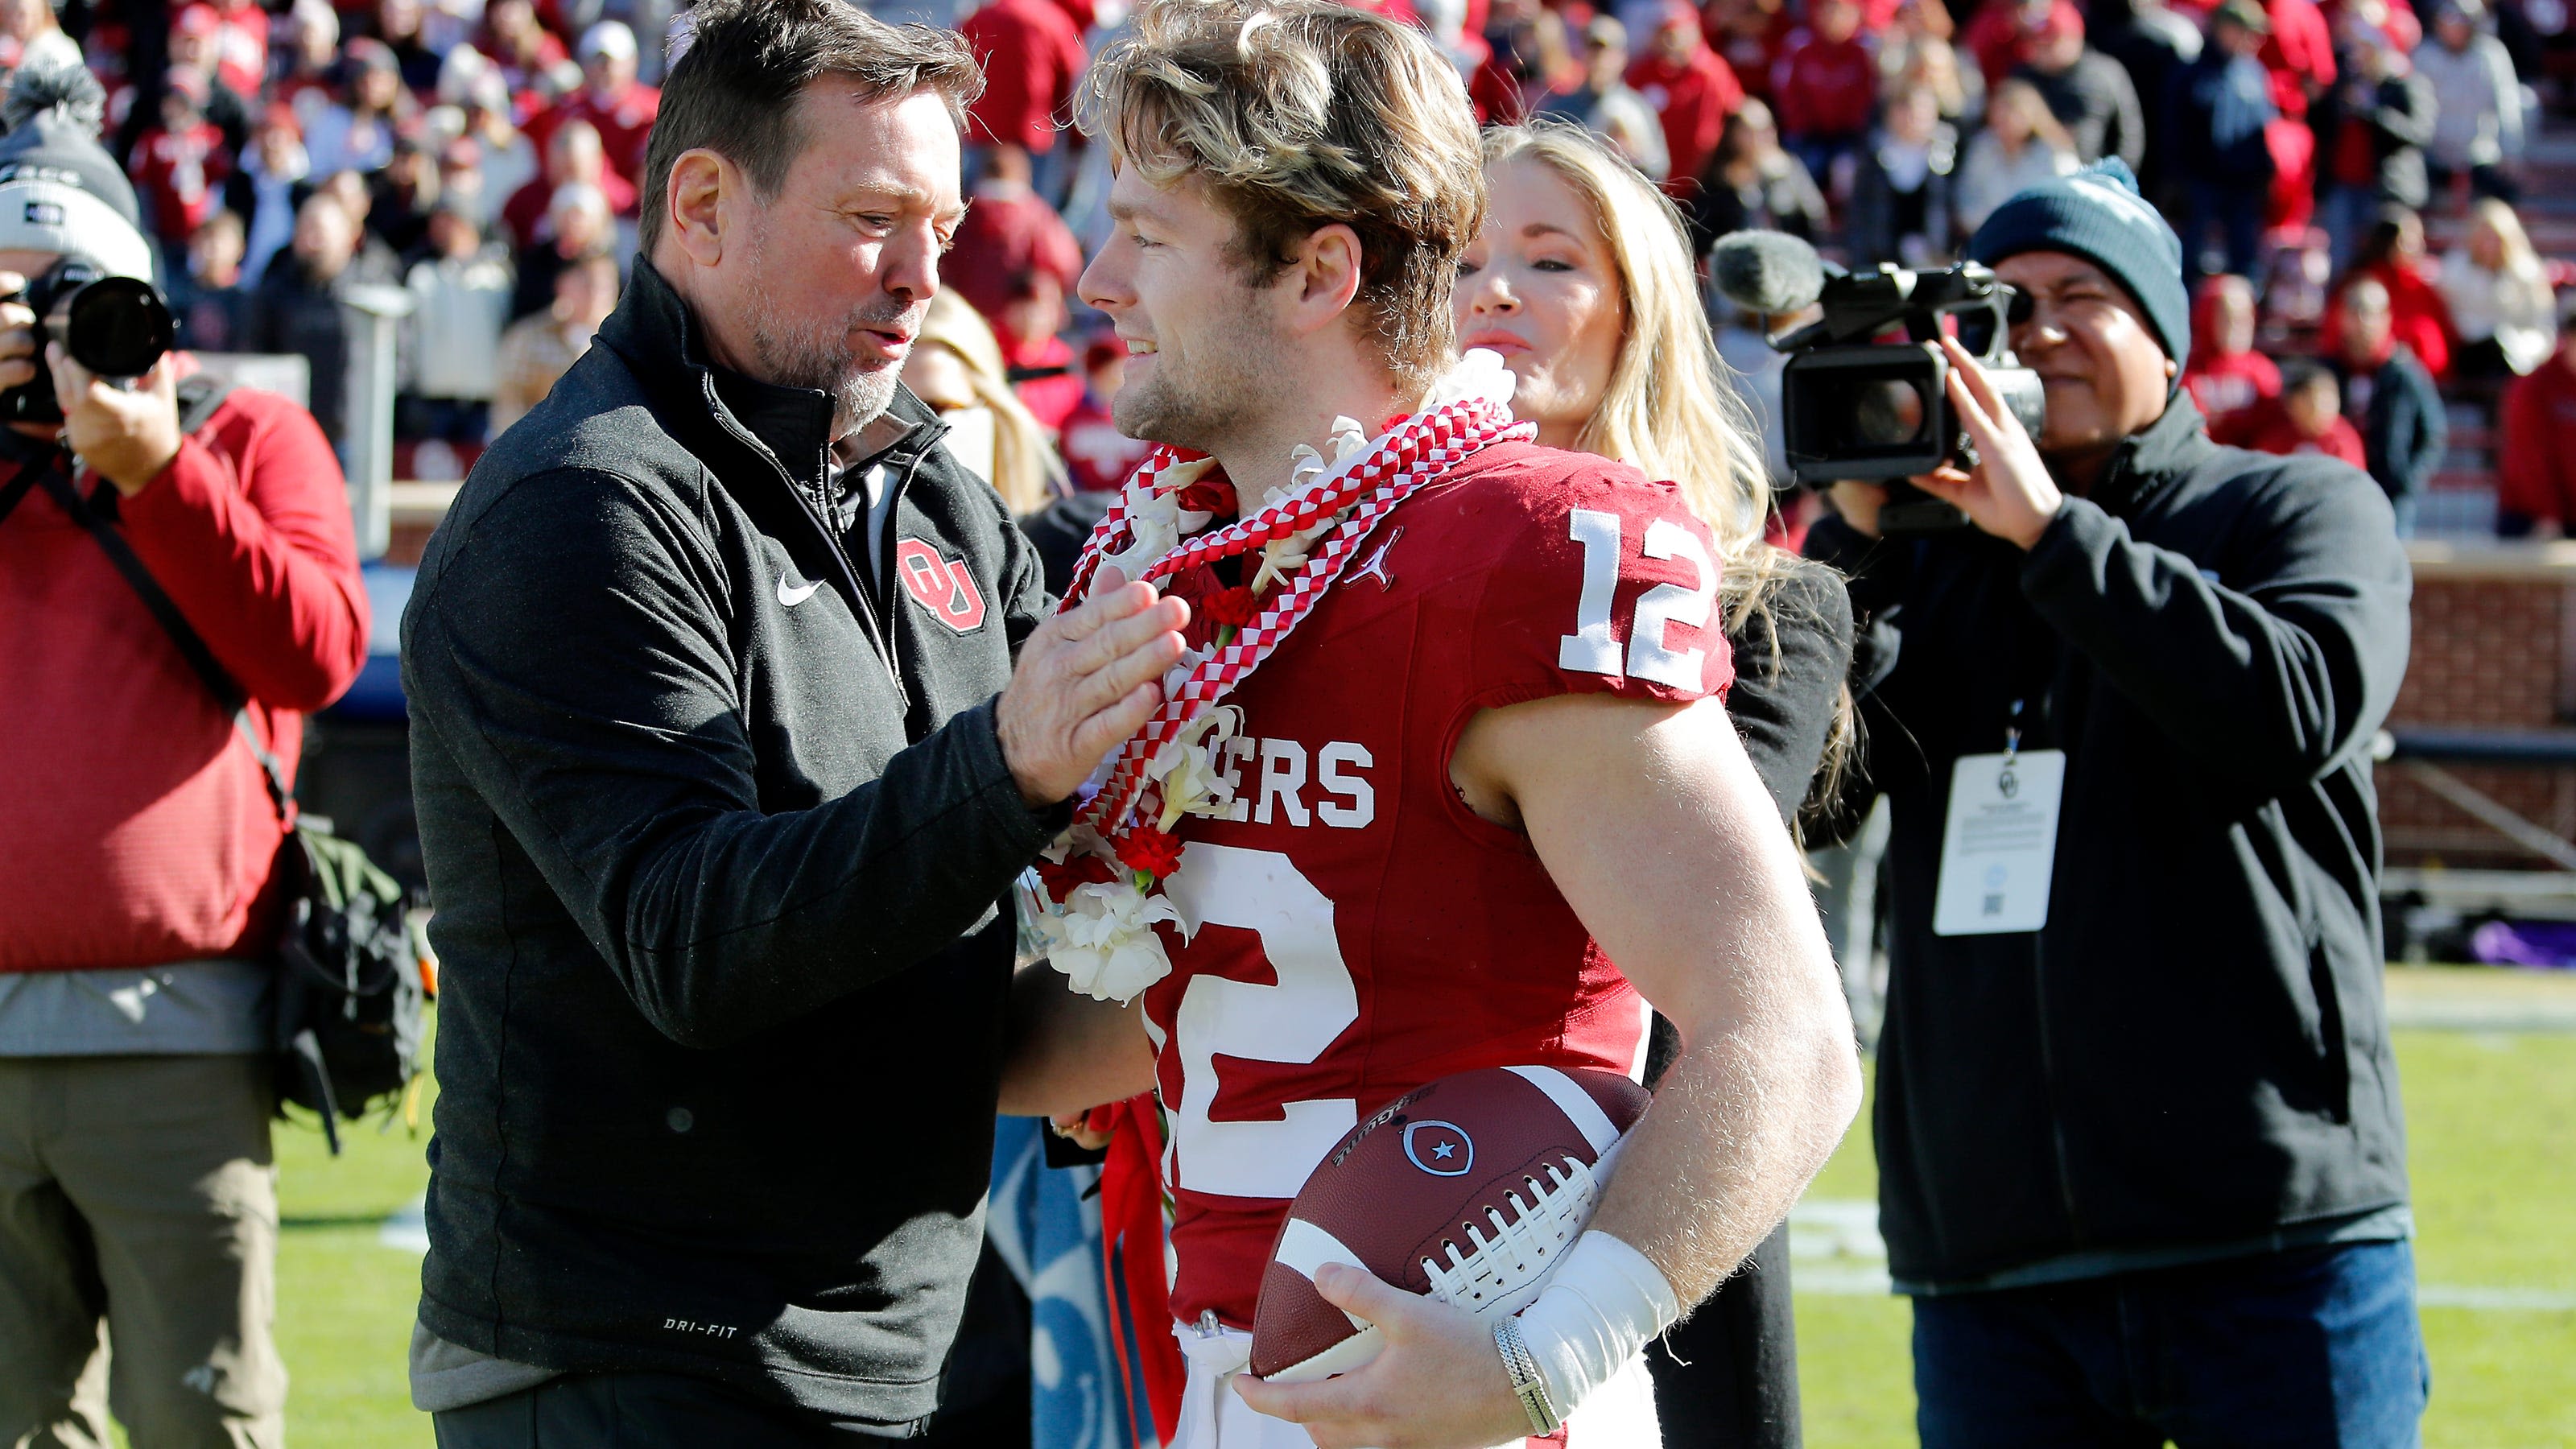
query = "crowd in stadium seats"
xmin=41 ymin=0 xmax=2576 ymax=532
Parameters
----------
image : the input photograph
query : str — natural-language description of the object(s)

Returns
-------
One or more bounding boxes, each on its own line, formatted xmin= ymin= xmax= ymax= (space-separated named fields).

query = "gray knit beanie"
xmin=1967 ymin=159 xmax=2190 ymax=363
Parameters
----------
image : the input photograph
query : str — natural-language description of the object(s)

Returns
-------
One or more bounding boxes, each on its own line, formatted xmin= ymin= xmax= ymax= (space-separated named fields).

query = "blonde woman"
xmin=902 ymin=289 xmax=1069 ymax=516
xmin=1456 ymin=118 xmax=1854 ymax=1449
xmin=1951 ymin=78 xmax=2079 ymax=237
xmin=2441 ymin=197 xmax=2558 ymax=378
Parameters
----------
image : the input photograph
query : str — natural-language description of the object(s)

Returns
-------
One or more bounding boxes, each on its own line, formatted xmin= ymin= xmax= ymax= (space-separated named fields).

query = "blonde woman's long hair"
xmin=918 ymin=291 xmax=1067 ymax=517
xmin=1479 ymin=121 xmax=1854 ymax=809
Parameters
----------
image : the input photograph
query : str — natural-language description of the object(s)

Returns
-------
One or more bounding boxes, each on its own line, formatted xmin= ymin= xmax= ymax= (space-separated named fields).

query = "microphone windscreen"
xmin=1709 ymin=230 xmax=1826 ymax=319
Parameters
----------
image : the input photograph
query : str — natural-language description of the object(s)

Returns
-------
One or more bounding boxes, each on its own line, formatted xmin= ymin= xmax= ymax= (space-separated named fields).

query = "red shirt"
xmin=1963 ymin=0 xmax=2081 ymax=88
xmin=501 ymin=167 xmax=638 ymax=252
xmin=1000 ymin=332 xmax=1083 ymax=436
xmin=1138 ymin=440 xmax=1732 ymax=1328
xmin=1771 ymin=32 xmax=1876 ymax=139
xmin=2499 ymin=359 xmax=2576 ymax=525
xmin=2185 ymin=349 xmax=2285 ymax=441
xmin=960 ymin=0 xmax=1088 ymax=155
xmin=131 ymin=121 xmax=232 ymax=245
xmin=1062 ymin=394 xmax=1150 ymax=493
xmin=2261 ymin=0 xmax=2338 ymax=117
xmin=526 ymin=82 xmax=662 ymax=193
xmin=1629 ymin=45 xmax=1745 ymax=192
xmin=2320 ymin=262 xmax=2458 ymax=379
xmin=944 ymin=186 xmax=1085 ymax=329
xmin=0 ymin=384 xmax=369 ymax=972
xmin=2240 ymin=406 xmax=2367 ymax=468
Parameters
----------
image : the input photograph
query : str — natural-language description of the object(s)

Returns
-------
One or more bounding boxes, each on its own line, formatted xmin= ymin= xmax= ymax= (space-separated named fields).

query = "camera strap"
xmin=7 ymin=415 xmax=295 ymax=825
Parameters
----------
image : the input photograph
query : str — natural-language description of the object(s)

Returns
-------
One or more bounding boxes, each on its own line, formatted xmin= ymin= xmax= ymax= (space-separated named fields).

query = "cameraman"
xmin=1806 ymin=163 xmax=2423 ymax=1447
xmin=0 ymin=91 xmax=367 ymax=1448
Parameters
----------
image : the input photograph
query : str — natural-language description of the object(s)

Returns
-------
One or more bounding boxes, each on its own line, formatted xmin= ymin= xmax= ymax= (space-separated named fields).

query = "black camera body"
xmin=0 ymin=253 xmax=175 ymax=424
xmin=1777 ymin=262 xmax=2046 ymax=534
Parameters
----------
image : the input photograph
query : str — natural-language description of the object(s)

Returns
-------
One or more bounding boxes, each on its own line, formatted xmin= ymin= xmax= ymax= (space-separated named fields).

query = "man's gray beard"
xmin=1112 ymin=306 xmax=1274 ymax=455
xmin=743 ymin=225 xmax=913 ymax=437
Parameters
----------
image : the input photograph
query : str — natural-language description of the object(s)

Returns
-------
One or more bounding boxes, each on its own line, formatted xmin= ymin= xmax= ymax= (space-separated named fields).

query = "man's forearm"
xmin=998 ymin=963 xmax=1156 ymax=1117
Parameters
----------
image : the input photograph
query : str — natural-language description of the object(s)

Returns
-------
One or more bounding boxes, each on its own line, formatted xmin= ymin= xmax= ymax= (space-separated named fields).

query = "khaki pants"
xmin=0 ymin=1055 xmax=286 ymax=1449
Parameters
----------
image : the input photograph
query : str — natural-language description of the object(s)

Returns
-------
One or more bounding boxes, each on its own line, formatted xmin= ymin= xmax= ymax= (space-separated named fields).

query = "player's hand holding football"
xmin=1231 ymin=1264 xmax=1530 ymax=1449
xmin=997 ymin=565 xmax=1191 ymax=807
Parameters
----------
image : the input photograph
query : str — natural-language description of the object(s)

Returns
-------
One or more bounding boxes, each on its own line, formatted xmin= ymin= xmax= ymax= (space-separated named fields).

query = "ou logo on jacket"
xmin=895 ymin=539 xmax=986 ymax=634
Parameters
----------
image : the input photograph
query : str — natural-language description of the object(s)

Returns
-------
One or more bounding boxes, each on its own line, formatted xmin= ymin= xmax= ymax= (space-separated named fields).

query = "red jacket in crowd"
xmin=2499 ymin=357 xmax=2576 ymax=527
xmin=1629 ymin=43 xmax=1744 ymax=192
xmin=2240 ymin=404 xmax=2368 ymax=468
xmin=1963 ymin=0 xmax=2081 ymax=88
xmin=2187 ymin=349 xmax=2285 ymax=442
xmin=1771 ymin=31 xmax=1876 ymax=139
xmin=527 ymin=80 xmax=661 ymax=190
xmin=962 ymin=0 xmax=1088 ymax=155
xmin=1001 ymin=331 xmax=1084 ymax=436
xmin=2260 ymin=0 xmax=2338 ymax=116
xmin=0 ymin=382 xmax=369 ymax=974
xmin=2322 ymin=262 xmax=2458 ymax=379
xmin=946 ymin=185 xmax=1085 ymax=331
xmin=131 ymin=119 xmax=233 ymax=245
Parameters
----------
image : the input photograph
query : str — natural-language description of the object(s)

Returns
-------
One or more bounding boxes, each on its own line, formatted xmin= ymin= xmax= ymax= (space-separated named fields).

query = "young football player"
xmin=998 ymin=5 xmax=1862 ymax=1447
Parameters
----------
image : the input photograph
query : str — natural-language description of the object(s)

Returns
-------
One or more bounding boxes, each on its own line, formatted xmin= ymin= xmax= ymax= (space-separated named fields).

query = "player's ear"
xmin=1286 ymin=221 xmax=1365 ymax=336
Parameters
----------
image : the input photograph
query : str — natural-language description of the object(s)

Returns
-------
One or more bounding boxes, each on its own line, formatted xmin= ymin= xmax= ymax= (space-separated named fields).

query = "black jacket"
xmin=402 ymin=259 xmax=1063 ymax=1427
xmin=1806 ymin=396 xmax=2413 ymax=1286
xmin=2166 ymin=51 xmax=2279 ymax=184
xmin=2334 ymin=344 xmax=2449 ymax=506
xmin=2017 ymin=47 xmax=2148 ymax=171
xmin=243 ymin=261 xmax=354 ymax=443
xmin=2314 ymin=67 xmax=2437 ymax=208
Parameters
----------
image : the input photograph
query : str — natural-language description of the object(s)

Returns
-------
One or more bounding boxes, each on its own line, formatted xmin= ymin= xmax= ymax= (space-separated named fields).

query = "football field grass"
xmin=242 ymin=984 xmax=2576 ymax=1447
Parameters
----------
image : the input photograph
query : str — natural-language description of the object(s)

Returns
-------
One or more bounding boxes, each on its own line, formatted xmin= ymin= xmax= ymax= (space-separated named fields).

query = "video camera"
xmin=0 ymin=252 xmax=175 ymax=425
xmin=1712 ymin=233 xmax=2047 ymax=535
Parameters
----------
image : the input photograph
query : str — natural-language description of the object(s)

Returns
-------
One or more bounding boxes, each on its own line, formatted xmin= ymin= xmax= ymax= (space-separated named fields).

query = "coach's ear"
xmin=1283 ymin=221 xmax=1365 ymax=338
xmin=663 ymin=149 xmax=736 ymax=269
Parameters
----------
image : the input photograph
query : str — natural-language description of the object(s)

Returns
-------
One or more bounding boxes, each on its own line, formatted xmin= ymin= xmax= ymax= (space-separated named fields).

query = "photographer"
xmin=1806 ymin=164 xmax=2422 ymax=1447
xmin=0 ymin=90 xmax=367 ymax=1447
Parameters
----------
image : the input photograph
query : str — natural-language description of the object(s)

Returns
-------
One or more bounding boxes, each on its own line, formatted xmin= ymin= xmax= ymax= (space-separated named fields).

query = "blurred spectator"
xmin=526 ymin=22 xmax=657 ymax=195
xmin=1952 ymin=77 xmax=2079 ymax=236
xmin=246 ymin=191 xmax=365 ymax=445
xmin=1881 ymin=0 xmax=1982 ymax=123
xmin=229 ymin=106 xmax=309 ymax=287
xmin=2243 ymin=358 xmax=2369 ymax=464
xmin=130 ymin=68 xmax=231 ymax=258
xmin=404 ymin=204 xmax=515 ymax=444
xmin=320 ymin=167 xmax=407 ymax=284
xmin=2316 ymin=8 xmax=2436 ymax=270
xmin=377 ymin=0 xmax=446 ymax=97
xmin=994 ymin=270 xmax=1082 ymax=436
xmin=2013 ymin=8 xmax=2146 ymax=168
xmin=491 ymin=247 xmax=618 ymax=433
xmin=960 ymin=0 xmax=1086 ymax=201
xmin=305 ymin=38 xmax=411 ymax=175
xmin=166 ymin=10 xmax=256 ymax=149
xmin=2089 ymin=0 xmax=2202 ymax=191
xmin=1707 ymin=0 xmax=1794 ymax=106
xmin=481 ymin=0 xmax=572 ymax=109
xmin=2417 ymin=0 xmax=2526 ymax=201
xmin=454 ymin=77 xmax=542 ymax=221
xmin=945 ymin=142 xmax=1084 ymax=330
xmin=2184 ymin=273 xmax=2284 ymax=439
xmin=1059 ymin=336 xmax=1151 ymax=493
xmin=171 ymin=208 xmax=254 ymax=352
xmin=2330 ymin=276 xmax=2450 ymax=533
xmin=503 ymin=118 xmax=633 ymax=251
xmin=510 ymin=180 xmax=613 ymax=320
xmin=272 ymin=0 xmax=342 ymax=117
xmin=1772 ymin=0 xmax=1876 ymax=180
xmin=1843 ymin=83 xmax=1957 ymax=266
xmin=1690 ymin=97 xmax=1831 ymax=247
xmin=1625 ymin=2 xmax=1743 ymax=197
xmin=0 ymin=0 xmax=79 ymax=76
xmin=2260 ymin=0 xmax=2342 ymax=118
xmin=369 ymin=139 xmax=443 ymax=260
xmin=904 ymin=290 xmax=1069 ymax=516
xmin=2322 ymin=205 xmax=2459 ymax=376
xmin=2497 ymin=295 xmax=2576 ymax=535
xmin=2169 ymin=0 xmax=2280 ymax=282
xmin=2442 ymin=196 xmax=2557 ymax=378
xmin=1964 ymin=0 xmax=2083 ymax=89
xmin=1538 ymin=17 xmax=1670 ymax=179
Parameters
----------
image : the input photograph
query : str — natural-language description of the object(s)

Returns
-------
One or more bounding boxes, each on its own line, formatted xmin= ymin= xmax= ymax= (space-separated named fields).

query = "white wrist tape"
xmin=1517 ymin=1230 xmax=1683 ymax=1414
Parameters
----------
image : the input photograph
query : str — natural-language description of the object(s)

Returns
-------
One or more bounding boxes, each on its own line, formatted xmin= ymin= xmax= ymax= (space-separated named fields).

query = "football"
xmin=1247 ymin=1063 xmax=1653 ymax=1382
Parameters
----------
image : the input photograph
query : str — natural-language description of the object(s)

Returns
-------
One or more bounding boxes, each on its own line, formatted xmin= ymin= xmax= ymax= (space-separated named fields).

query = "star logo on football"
xmin=1402 ymin=1120 xmax=1475 ymax=1178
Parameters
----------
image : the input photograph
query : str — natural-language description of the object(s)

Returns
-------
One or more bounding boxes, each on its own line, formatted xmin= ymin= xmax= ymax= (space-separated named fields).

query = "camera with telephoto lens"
xmin=0 ymin=253 xmax=175 ymax=424
xmin=1777 ymin=262 xmax=2046 ymax=535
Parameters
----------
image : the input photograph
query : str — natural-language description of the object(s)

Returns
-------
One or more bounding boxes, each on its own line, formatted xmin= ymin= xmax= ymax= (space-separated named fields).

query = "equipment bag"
xmin=0 ymin=378 xmax=427 ymax=1153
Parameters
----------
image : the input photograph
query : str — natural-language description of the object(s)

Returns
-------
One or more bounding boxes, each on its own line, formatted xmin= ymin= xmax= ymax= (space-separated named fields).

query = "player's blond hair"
xmin=1078 ymin=0 xmax=1485 ymax=391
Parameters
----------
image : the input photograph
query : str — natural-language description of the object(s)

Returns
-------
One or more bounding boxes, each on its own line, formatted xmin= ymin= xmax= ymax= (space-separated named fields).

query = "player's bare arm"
xmin=1231 ymin=691 xmax=1863 ymax=1447
xmin=999 ymin=965 xmax=1154 ymax=1118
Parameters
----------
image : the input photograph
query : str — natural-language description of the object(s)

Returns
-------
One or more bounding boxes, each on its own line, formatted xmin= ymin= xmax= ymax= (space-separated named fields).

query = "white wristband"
xmin=1517 ymin=1230 xmax=1683 ymax=1416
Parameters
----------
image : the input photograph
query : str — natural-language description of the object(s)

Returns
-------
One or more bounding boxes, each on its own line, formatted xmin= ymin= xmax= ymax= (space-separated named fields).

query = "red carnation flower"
xmin=1177 ymin=475 xmax=1238 ymax=516
xmin=1035 ymin=852 xmax=1117 ymax=900
xmin=1202 ymin=586 xmax=1259 ymax=629
xmin=1117 ymin=826 xmax=1184 ymax=880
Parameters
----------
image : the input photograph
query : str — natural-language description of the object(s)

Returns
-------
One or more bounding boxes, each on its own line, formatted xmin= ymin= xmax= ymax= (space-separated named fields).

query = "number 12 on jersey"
xmin=1556 ymin=508 xmax=1719 ymax=689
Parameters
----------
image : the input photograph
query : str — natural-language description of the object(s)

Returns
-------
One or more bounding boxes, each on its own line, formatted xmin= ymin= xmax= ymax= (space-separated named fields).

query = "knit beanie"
xmin=0 ymin=58 xmax=155 ymax=284
xmin=1967 ymin=158 xmax=2190 ymax=363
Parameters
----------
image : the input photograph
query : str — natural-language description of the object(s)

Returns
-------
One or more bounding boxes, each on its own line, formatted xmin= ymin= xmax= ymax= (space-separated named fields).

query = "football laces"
xmin=1418 ymin=1155 xmax=1601 ymax=1317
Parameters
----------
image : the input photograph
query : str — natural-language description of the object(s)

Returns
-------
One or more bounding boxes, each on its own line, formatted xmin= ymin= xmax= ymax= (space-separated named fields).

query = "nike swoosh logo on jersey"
xmin=778 ymin=576 xmax=823 ymax=607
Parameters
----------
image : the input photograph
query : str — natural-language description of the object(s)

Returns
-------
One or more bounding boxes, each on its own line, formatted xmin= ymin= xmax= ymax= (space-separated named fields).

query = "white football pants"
xmin=1169 ymin=1320 xmax=1662 ymax=1449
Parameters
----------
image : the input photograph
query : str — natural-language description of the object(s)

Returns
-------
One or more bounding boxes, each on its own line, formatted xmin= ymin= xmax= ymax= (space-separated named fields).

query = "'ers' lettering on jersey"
xmin=1135 ymin=439 xmax=1735 ymax=1330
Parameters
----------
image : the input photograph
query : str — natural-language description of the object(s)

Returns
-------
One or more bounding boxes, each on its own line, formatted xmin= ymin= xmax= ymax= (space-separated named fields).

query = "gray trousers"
xmin=0 ymin=1055 xmax=285 ymax=1449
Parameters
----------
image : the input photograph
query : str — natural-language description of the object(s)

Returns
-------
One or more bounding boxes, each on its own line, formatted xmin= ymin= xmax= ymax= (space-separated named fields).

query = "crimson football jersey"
xmin=1136 ymin=439 xmax=1735 ymax=1330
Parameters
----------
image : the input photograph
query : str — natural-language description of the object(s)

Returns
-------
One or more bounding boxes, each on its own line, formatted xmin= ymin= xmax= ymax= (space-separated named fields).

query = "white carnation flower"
xmin=1040 ymin=878 xmax=1183 ymax=1003
xmin=1430 ymin=349 xmax=1519 ymax=412
xmin=1150 ymin=707 xmax=1243 ymax=829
